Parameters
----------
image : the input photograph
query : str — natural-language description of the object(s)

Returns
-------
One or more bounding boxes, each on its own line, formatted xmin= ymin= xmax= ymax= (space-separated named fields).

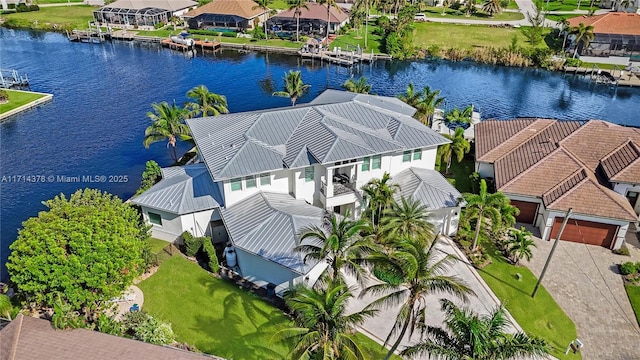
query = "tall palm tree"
xmin=482 ymin=0 xmax=502 ymax=16
xmin=252 ymin=0 xmax=272 ymax=37
xmin=439 ymin=127 xmax=470 ymax=174
xmin=402 ymin=299 xmax=548 ymax=359
xmin=505 ymin=227 xmax=536 ymax=265
xmin=341 ymin=77 xmax=372 ymax=94
xmin=381 ymin=196 xmax=435 ymax=244
xmin=185 ymin=85 xmax=229 ymax=118
xmin=143 ymin=101 xmax=191 ymax=161
xmin=570 ymin=23 xmax=595 ymax=58
xmin=444 ymin=105 xmax=473 ymax=128
xmin=287 ymin=0 xmax=309 ymax=42
xmin=442 ymin=0 xmax=451 ymax=15
xmin=363 ymin=238 xmax=474 ymax=360
xmin=397 ymin=83 xmax=445 ymax=126
xmin=462 ymin=179 xmax=513 ymax=252
xmin=277 ymin=281 xmax=378 ymax=359
xmin=318 ymin=0 xmax=341 ymax=42
xmin=361 ymin=172 xmax=400 ymax=226
xmin=296 ymin=211 xmax=373 ymax=283
xmin=273 ymin=70 xmax=311 ymax=106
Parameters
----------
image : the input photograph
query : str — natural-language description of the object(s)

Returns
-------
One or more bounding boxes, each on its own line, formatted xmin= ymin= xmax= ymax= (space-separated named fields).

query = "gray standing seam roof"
xmin=393 ymin=167 xmax=462 ymax=209
xmin=187 ymin=90 xmax=449 ymax=181
xmin=220 ymin=192 xmax=326 ymax=274
xmin=130 ymin=163 xmax=223 ymax=214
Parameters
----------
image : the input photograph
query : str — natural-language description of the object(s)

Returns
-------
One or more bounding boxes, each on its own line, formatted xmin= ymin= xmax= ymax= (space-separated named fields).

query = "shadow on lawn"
xmin=191 ymin=281 xmax=292 ymax=360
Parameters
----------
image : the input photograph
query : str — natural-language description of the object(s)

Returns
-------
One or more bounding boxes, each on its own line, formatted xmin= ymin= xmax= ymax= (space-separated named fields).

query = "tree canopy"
xmin=7 ymin=189 xmax=149 ymax=313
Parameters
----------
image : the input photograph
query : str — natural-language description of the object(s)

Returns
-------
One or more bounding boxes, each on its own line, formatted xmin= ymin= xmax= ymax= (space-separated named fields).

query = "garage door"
xmin=549 ymin=217 xmax=618 ymax=248
xmin=511 ymin=200 xmax=538 ymax=224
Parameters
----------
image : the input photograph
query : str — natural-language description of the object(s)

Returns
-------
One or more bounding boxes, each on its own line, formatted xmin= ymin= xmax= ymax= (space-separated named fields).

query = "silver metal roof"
xmin=131 ymin=163 xmax=223 ymax=214
xmin=187 ymin=90 xmax=449 ymax=181
xmin=220 ymin=192 xmax=325 ymax=274
xmin=393 ymin=167 xmax=462 ymax=209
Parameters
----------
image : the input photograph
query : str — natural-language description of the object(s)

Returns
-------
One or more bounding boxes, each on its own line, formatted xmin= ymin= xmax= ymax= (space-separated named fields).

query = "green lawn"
xmin=625 ymin=285 xmax=640 ymax=326
xmin=1 ymin=5 xmax=96 ymax=30
xmin=146 ymin=238 xmax=169 ymax=255
xmin=505 ymin=0 xmax=520 ymax=9
xmin=536 ymin=0 xmax=597 ymax=11
xmin=330 ymin=26 xmax=384 ymax=53
xmin=0 ymin=89 xmax=47 ymax=114
xmin=413 ymin=22 xmax=546 ymax=50
xmin=135 ymin=29 xmax=178 ymax=38
xmin=35 ymin=0 xmax=84 ymax=3
xmin=438 ymin=154 xmax=475 ymax=194
xmin=139 ymin=256 xmax=397 ymax=359
xmin=269 ymin=0 xmax=289 ymax=10
xmin=420 ymin=6 xmax=524 ymax=21
xmin=478 ymin=239 xmax=580 ymax=359
xmin=545 ymin=14 xmax=580 ymax=22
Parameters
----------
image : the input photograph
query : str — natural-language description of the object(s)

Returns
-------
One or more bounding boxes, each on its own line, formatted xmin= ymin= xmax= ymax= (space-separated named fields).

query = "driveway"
xmin=345 ymin=236 xmax=522 ymax=358
xmin=522 ymin=224 xmax=640 ymax=360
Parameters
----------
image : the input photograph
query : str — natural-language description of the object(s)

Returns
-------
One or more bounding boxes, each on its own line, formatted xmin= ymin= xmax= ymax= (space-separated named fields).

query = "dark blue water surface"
xmin=1 ymin=28 xmax=639 ymax=279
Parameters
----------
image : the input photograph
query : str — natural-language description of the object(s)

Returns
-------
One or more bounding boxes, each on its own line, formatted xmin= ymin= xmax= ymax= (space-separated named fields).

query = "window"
xmin=245 ymin=176 xmax=256 ymax=188
xmin=148 ymin=212 xmax=162 ymax=226
xmin=413 ymin=149 xmax=422 ymax=161
xmin=402 ymin=151 xmax=411 ymax=162
xmin=361 ymin=157 xmax=370 ymax=172
xmin=304 ymin=166 xmax=314 ymax=182
xmin=230 ymin=178 xmax=242 ymax=191
xmin=260 ymin=173 xmax=271 ymax=186
xmin=372 ymin=155 xmax=382 ymax=170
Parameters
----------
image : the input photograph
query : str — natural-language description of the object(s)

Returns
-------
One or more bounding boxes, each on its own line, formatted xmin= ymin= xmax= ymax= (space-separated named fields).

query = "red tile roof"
xmin=272 ymin=3 xmax=349 ymax=24
xmin=184 ymin=0 xmax=267 ymax=19
xmin=0 ymin=315 xmax=219 ymax=360
xmin=567 ymin=12 xmax=640 ymax=36
xmin=475 ymin=119 xmax=638 ymax=221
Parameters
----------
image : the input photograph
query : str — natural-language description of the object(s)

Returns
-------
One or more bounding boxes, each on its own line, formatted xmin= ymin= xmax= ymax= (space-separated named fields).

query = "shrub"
xmin=564 ymin=57 xmax=583 ymax=67
xmin=372 ymin=26 xmax=386 ymax=36
xmin=620 ymin=262 xmax=637 ymax=275
xmin=0 ymin=90 xmax=8 ymax=102
xmin=251 ymin=26 xmax=266 ymax=40
xmin=16 ymin=3 xmax=29 ymax=12
xmin=182 ymin=231 xmax=199 ymax=257
xmin=154 ymin=22 xmax=165 ymax=30
xmin=122 ymin=311 xmax=175 ymax=345
xmin=426 ymin=44 xmax=442 ymax=58
xmin=202 ymin=239 xmax=219 ymax=273
xmin=95 ymin=313 xmax=122 ymax=336
xmin=613 ymin=244 xmax=631 ymax=256
xmin=136 ymin=160 xmax=162 ymax=195
xmin=29 ymin=4 xmax=39 ymax=11
xmin=221 ymin=32 xmax=237 ymax=38
xmin=376 ymin=15 xmax=390 ymax=30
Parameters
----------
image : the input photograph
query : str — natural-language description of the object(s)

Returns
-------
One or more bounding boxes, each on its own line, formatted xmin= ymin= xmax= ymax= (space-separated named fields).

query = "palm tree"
xmin=444 ymin=105 xmax=473 ymax=129
xmin=143 ymin=101 xmax=191 ymax=161
xmin=570 ymin=23 xmax=595 ymax=58
xmin=482 ymin=0 xmax=502 ymax=16
xmin=185 ymin=85 xmax=229 ymax=118
xmin=381 ymin=196 xmax=435 ymax=244
xmin=341 ymin=77 xmax=372 ymax=94
xmin=287 ymin=0 xmax=309 ymax=42
xmin=277 ymin=281 xmax=378 ymax=359
xmin=318 ymin=0 xmax=341 ymax=42
xmin=272 ymin=70 xmax=311 ymax=106
xmin=296 ymin=211 xmax=373 ymax=283
xmin=363 ymin=238 xmax=474 ymax=360
xmin=361 ymin=172 xmax=400 ymax=226
xmin=252 ymin=0 xmax=272 ymax=37
xmin=402 ymin=299 xmax=549 ymax=359
xmin=442 ymin=0 xmax=451 ymax=15
xmin=505 ymin=227 xmax=536 ymax=265
xmin=462 ymin=179 xmax=513 ymax=252
xmin=397 ymin=83 xmax=445 ymax=126
xmin=439 ymin=127 xmax=470 ymax=174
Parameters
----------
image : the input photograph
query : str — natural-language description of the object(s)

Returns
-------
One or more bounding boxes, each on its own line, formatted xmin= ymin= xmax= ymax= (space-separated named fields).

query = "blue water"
xmin=1 ymin=28 xmax=639 ymax=280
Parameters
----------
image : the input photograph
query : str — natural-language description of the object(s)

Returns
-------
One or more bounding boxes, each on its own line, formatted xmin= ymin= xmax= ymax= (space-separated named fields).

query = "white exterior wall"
xmin=613 ymin=182 xmax=640 ymax=215
xmin=234 ymin=247 xmax=301 ymax=288
xmin=142 ymin=208 xmax=184 ymax=242
xmin=429 ymin=207 xmax=461 ymax=237
xmin=179 ymin=209 xmax=218 ymax=238
xmin=222 ymin=169 xmax=290 ymax=207
xmin=354 ymin=147 xmax=438 ymax=189
xmin=476 ymin=162 xmax=494 ymax=178
xmin=173 ymin=7 xmax=194 ymax=16
xmin=292 ymin=164 xmax=322 ymax=206
xmin=539 ymin=209 xmax=629 ymax=250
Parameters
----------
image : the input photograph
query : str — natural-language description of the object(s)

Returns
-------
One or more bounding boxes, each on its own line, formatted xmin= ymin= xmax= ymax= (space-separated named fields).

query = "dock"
xmin=161 ymin=38 xmax=193 ymax=51
xmin=0 ymin=89 xmax=53 ymax=121
xmin=67 ymin=23 xmax=110 ymax=43
xmin=299 ymin=48 xmax=392 ymax=67
xmin=0 ymin=69 xmax=29 ymax=89
xmin=564 ymin=66 xmax=640 ymax=87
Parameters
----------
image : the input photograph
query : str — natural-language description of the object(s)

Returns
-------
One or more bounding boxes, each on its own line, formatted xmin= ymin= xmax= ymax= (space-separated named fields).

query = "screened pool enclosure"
xmin=93 ymin=6 xmax=170 ymax=27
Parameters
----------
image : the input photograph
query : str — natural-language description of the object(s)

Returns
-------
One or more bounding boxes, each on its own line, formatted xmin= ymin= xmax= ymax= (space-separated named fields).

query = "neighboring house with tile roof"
xmin=475 ymin=118 xmax=640 ymax=250
xmin=183 ymin=0 xmax=268 ymax=31
xmin=0 ymin=314 xmax=220 ymax=360
xmin=94 ymin=0 xmax=198 ymax=27
xmin=566 ymin=12 xmax=640 ymax=64
xmin=132 ymin=90 xmax=458 ymax=293
xmin=267 ymin=3 xmax=349 ymax=36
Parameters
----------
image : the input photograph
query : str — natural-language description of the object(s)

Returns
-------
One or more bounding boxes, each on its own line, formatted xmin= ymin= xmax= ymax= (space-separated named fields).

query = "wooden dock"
xmin=194 ymin=39 xmax=221 ymax=51
xmin=299 ymin=50 xmax=392 ymax=67
xmin=564 ymin=66 xmax=640 ymax=87
xmin=161 ymin=38 xmax=193 ymax=51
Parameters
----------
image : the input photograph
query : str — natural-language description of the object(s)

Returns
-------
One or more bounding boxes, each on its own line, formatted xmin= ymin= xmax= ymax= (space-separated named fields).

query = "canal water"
xmin=1 ymin=28 xmax=639 ymax=279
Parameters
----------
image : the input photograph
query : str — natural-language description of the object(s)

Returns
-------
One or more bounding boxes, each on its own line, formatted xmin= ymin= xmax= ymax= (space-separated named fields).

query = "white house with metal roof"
xmin=132 ymin=89 xmax=461 ymax=293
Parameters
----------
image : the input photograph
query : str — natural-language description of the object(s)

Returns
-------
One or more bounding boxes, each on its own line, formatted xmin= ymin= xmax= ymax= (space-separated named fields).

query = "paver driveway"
xmin=523 ymin=224 xmax=640 ymax=360
xmin=345 ymin=236 xmax=522 ymax=358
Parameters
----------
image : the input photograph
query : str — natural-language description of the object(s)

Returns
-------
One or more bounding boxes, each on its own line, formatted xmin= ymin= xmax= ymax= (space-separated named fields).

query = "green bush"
xmin=0 ymin=90 xmax=8 ymax=102
xmin=620 ymin=262 xmax=637 ymax=276
xmin=122 ymin=311 xmax=175 ymax=345
xmin=181 ymin=231 xmax=218 ymax=272
xmin=564 ymin=58 xmax=583 ymax=67
xmin=251 ymin=26 xmax=266 ymax=39
xmin=136 ymin=160 xmax=162 ymax=195
xmin=613 ymin=244 xmax=631 ymax=256
xmin=16 ymin=3 xmax=29 ymax=12
xmin=154 ymin=22 xmax=165 ymax=29
xmin=221 ymin=31 xmax=237 ymax=37
xmin=182 ymin=231 xmax=200 ymax=257
xmin=29 ymin=4 xmax=39 ymax=11
xmin=202 ymin=239 xmax=219 ymax=273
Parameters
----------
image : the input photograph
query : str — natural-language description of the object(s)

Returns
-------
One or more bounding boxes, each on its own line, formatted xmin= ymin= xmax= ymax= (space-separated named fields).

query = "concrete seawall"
xmin=0 ymin=90 xmax=54 ymax=121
